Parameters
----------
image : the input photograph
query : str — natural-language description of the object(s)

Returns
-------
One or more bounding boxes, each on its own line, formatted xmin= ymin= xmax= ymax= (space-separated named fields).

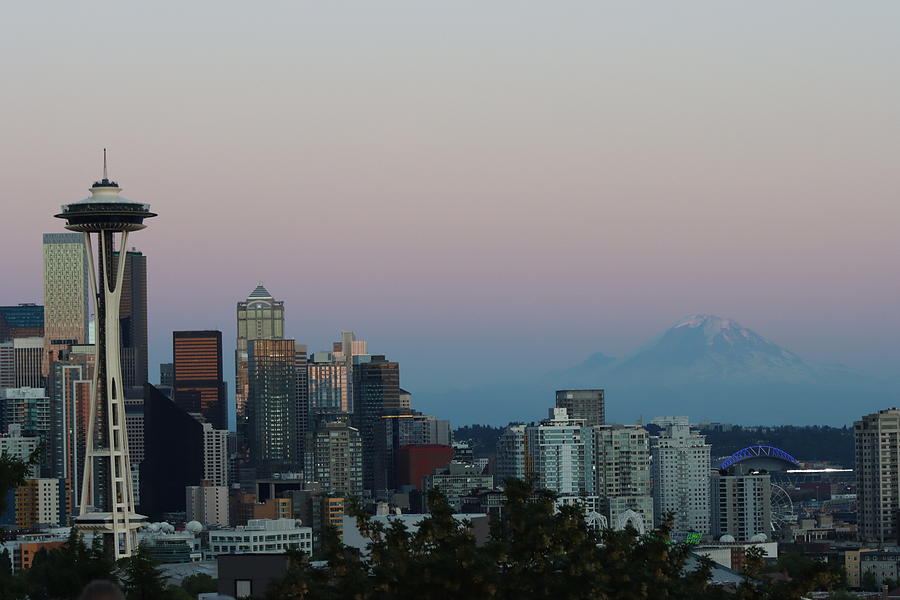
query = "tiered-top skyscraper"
xmin=235 ymin=283 xmax=284 ymax=419
xmin=54 ymin=156 xmax=154 ymax=558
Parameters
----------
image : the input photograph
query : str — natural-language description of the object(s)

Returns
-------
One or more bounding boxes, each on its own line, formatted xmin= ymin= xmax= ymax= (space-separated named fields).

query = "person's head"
xmin=78 ymin=580 xmax=125 ymax=600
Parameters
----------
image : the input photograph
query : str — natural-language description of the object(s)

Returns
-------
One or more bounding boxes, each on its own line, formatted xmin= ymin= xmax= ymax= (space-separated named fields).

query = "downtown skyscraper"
xmin=42 ymin=233 xmax=89 ymax=376
xmin=173 ymin=330 xmax=227 ymax=430
xmin=114 ymin=249 xmax=148 ymax=396
xmin=246 ymin=338 xmax=300 ymax=474
xmin=235 ymin=284 xmax=284 ymax=420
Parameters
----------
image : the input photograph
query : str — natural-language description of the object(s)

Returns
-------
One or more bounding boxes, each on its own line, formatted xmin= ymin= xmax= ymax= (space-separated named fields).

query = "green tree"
xmin=25 ymin=529 xmax=118 ymax=599
xmin=181 ymin=573 xmax=217 ymax=596
xmin=0 ymin=447 xmax=40 ymax=517
xmin=861 ymin=570 xmax=879 ymax=592
xmin=0 ymin=548 xmax=27 ymax=600
xmin=265 ymin=478 xmax=844 ymax=600
xmin=118 ymin=544 xmax=167 ymax=600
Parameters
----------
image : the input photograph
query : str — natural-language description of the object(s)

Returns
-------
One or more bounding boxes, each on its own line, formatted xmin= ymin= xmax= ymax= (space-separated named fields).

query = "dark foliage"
xmin=266 ymin=480 xmax=840 ymax=600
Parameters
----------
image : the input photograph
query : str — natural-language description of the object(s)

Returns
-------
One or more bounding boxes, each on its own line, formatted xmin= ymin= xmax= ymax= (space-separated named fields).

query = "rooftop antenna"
xmin=103 ymin=148 xmax=108 ymax=180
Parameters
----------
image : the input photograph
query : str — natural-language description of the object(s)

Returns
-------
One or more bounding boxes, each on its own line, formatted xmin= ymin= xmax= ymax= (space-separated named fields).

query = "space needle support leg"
xmin=100 ymin=229 xmax=133 ymax=559
xmin=79 ymin=232 xmax=100 ymax=516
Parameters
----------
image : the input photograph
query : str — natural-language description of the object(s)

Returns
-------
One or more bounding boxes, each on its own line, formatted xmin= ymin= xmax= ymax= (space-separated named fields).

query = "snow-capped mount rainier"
xmin=556 ymin=314 xmax=882 ymax=424
xmin=598 ymin=314 xmax=820 ymax=385
xmin=424 ymin=314 xmax=893 ymax=426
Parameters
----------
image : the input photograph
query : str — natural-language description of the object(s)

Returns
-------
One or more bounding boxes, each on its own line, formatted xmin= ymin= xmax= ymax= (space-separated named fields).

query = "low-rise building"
xmin=860 ymin=551 xmax=900 ymax=588
xmin=423 ymin=462 xmax=494 ymax=511
xmin=15 ymin=478 xmax=64 ymax=528
xmin=207 ymin=518 xmax=312 ymax=557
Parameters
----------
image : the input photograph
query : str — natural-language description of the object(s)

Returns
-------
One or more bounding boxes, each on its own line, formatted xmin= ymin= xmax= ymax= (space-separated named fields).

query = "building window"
xmin=235 ymin=580 xmax=252 ymax=597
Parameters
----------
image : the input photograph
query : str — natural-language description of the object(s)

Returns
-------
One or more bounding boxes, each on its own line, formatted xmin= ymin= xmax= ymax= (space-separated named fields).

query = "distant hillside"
xmin=698 ymin=425 xmax=854 ymax=468
xmin=454 ymin=424 xmax=855 ymax=467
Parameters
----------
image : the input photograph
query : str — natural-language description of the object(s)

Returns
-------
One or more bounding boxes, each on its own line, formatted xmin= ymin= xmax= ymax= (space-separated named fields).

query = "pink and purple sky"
xmin=2 ymin=2 xmax=900 ymax=419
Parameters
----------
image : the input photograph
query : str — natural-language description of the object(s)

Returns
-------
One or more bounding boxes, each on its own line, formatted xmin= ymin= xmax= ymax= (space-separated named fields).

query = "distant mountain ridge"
xmin=421 ymin=314 xmax=896 ymax=427
xmin=563 ymin=314 xmax=839 ymax=386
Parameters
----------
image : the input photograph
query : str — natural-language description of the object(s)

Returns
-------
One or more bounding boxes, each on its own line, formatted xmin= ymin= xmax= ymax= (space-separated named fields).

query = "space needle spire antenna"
xmin=54 ymin=154 xmax=155 ymax=559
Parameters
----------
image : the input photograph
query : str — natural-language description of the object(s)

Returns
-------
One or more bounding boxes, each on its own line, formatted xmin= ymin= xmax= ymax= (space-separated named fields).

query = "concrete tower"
xmin=54 ymin=153 xmax=155 ymax=558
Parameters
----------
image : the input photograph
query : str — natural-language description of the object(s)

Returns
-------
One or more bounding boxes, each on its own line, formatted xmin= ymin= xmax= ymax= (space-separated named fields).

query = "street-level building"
xmin=207 ymin=518 xmax=312 ymax=556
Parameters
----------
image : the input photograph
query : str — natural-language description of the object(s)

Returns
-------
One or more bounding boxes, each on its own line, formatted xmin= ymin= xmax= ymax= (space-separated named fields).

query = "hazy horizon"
xmin=3 ymin=2 xmax=900 ymax=426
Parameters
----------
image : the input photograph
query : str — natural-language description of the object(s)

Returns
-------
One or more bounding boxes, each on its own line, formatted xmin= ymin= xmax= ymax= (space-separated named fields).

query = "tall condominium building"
xmin=371 ymin=411 xmax=415 ymax=495
xmin=495 ymin=424 xmax=527 ymax=485
xmin=114 ymin=250 xmax=148 ymax=395
xmin=186 ymin=482 xmax=229 ymax=527
xmin=332 ymin=331 xmax=366 ymax=413
xmin=0 ymin=304 xmax=44 ymax=342
xmin=555 ymin=389 xmax=605 ymax=427
xmin=710 ymin=472 xmax=771 ymax=542
xmin=246 ymin=339 xmax=300 ymax=473
xmin=407 ymin=413 xmax=452 ymax=446
xmin=42 ymin=233 xmax=89 ymax=376
xmin=594 ymin=424 xmax=654 ymax=529
xmin=650 ymin=422 xmax=711 ymax=536
xmin=303 ymin=421 xmax=363 ymax=497
xmin=0 ymin=337 xmax=44 ymax=389
xmin=45 ymin=346 xmax=94 ymax=511
xmin=855 ymin=408 xmax=900 ymax=543
xmin=235 ymin=284 xmax=285 ymax=419
xmin=3 ymin=387 xmax=50 ymax=442
xmin=202 ymin=423 xmax=230 ymax=487
xmin=526 ymin=408 xmax=593 ymax=497
xmin=173 ymin=330 xmax=227 ymax=429
xmin=46 ymin=346 xmax=93 ymax=500
xmin=294 ymin=344 xmax=309 ymax=460
xmin=352 ymin=355 xmax=401 ymax=493
xmin=0 ymin=342 xmax=11 ymax=389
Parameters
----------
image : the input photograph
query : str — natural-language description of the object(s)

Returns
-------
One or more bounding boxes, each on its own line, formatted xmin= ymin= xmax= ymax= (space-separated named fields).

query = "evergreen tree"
xmin=26 ymin=529 xmax=118 ymax=600
xmin=118 ymin=544 xmax=168 ymax=600
xmin=180 ymin=573 xmax=217 ymax=596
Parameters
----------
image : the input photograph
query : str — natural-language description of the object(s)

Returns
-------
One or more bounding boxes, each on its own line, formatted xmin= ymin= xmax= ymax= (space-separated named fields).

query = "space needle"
xmin=55 ymin=151 xmax=155 ymax=558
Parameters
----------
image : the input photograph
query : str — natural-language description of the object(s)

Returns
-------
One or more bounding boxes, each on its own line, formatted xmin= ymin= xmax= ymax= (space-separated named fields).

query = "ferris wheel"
xmin=770 ymin=484 xmax=795 ymax=531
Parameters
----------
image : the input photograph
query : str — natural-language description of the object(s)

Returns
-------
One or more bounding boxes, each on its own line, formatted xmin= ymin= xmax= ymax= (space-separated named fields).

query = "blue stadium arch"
xmin=720 ymin=445 xmax=800 ymax=471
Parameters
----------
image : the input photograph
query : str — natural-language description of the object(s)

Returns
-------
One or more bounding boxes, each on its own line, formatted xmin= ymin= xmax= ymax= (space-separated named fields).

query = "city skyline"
xmin=2 ymin=2 xmax=900 ymax=426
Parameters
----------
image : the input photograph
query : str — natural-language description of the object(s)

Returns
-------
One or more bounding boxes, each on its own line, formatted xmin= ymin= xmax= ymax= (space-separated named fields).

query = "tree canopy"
xmin=266 ymin=479 xmax=843 ymax=600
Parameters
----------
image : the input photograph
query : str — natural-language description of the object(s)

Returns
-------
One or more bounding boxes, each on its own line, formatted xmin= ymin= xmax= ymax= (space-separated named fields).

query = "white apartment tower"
xmin=709 ymin=472 xmax=771 ymax=542
xmin=526 ymin=408 xmax=593 ymax=497
xmin=650 ymin=422 xmax=711 ymax=537
xmin=594 ymin=424 xmax=654 ymax=530
xmin=496 ymin=424 xmax=527 ymax=485
xmin=855 ymin=408 xmax=900 ymax=543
